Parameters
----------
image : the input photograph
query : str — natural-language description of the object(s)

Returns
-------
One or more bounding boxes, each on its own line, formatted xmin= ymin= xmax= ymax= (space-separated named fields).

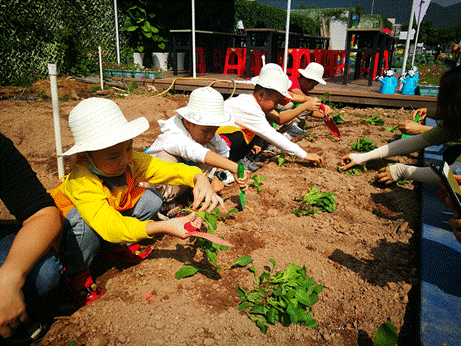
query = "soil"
xmin=0 ymin=78 xmax=421 ymax=346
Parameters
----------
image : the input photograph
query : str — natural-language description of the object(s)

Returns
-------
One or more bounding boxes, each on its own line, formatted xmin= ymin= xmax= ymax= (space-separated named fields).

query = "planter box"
xmin=146 ymin=71 xmax=163 ymax=79
xmin=131 ymin=70 xmax=145 ymax=78
xmin=111 ymin=70 xmax=123 ymax=77
xmin=103 ymin=70 xmax=112 ymax=77
xmin=417 ymin=85 xmax=439 ymax=97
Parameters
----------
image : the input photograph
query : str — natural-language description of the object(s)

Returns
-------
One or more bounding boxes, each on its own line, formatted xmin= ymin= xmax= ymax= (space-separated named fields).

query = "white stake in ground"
xmin=47 ymin=63 xmax=65 ymax=179
xmin=98 ymin=46 xmax=104 ymax=90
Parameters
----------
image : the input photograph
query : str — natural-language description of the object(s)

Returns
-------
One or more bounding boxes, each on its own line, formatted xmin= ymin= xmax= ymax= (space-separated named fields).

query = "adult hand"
xmin=411 ymin=108 xmax=427 ymax=121
xmin=304 ymin=153 xmax=324 ymax=167
xmin=192 ymin=174 xmax=224 ymax=213
xmin=376 ymin=166 xmax=394 ymax=185
xmin=0 ymin=273 xmax=28 ymax=338
xmin=340 ymin=154 xmax=359 ymax=170
xmin=398 ymin=120 xmax=427 ymax=135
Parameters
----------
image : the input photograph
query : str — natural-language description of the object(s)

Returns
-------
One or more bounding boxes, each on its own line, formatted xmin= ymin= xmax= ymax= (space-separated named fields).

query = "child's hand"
xmin=304 ymin=153 xmax=324 ymax=167
xmin=232 ymin=171 xmax=249 ymax=191
xmin=340 ymin=154 xmax=358 ymax=170
xmin=305 ymin=97 xmax=321 ymax=112
xmin=210 ymin=176 xmax=225 ymax=193
xmin=163 ymin=213 xmax=203 ymax=239
xmin=322 ymin=104 xmax=334 ymax=115
xmin=251 ymin=145 xmax=261 ymax=155
xmin=376 ymin=166 xmax=394 ymax=185
xmin=192 ymin=174 xmax=225 ymax=213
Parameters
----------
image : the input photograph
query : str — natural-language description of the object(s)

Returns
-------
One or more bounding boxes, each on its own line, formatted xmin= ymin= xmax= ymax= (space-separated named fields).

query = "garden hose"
xmin=151 ymin=77 xmax=238 ymax=100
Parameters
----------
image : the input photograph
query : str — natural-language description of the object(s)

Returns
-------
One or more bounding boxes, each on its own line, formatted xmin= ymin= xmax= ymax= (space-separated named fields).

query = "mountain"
xmin=255 ymin=0 xmax=461 ymax=29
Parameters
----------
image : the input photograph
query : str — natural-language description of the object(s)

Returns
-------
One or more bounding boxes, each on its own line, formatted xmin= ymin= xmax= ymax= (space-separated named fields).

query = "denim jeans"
xmin=0 ymin=225 xmax=63 ymax=297
xmin=61 ymin=188 xmax=162 ymax=276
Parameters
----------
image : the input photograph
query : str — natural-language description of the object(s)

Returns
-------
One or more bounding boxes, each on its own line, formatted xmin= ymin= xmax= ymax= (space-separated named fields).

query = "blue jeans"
xmin=61 ymin=188 xmax=162 ymax=276
xmin=0 ymin=225 xmax=63 ymax=298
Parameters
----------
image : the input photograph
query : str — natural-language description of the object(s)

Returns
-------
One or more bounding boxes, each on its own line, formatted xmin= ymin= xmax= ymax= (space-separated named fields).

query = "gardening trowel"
xmin=321 ymin=104 xmax=340 ymax=138
xmin=238 ymin=163 xmax=246 ymax=209
xmin=184 ymin=222 xmax=233 ymax=247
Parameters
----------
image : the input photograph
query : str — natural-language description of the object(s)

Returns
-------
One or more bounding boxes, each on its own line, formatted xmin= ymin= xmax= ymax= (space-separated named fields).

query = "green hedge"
xmin=235 ymin=0 xmax=318 ymax=35
xmin=0 ymin=0 xmax=124 ymax=86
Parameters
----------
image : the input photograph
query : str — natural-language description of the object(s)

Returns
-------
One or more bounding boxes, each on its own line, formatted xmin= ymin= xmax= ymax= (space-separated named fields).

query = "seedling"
xmin=338 ymin=165 xmax=367 ymax=176
xmin=293 ymin=187 xmax=336 ymax=216
xmin=237 ymin=259 xmax=322 ymax=334
xmin=297 ymin=133 xmax=316 ymax=142
xmin=384 ymin=126 xmax=399 ymax=132
xmin=277 ymin=153 xmax=297 ymax=167
xmin=396 ymin=178 xmax=409 ymax=185
xmin=174 ymin=207 xmax=252 ymax=279
xmin=332 ymin=113 xmax=345 ymax=124
xmin=362 ymin=114 xmax=384 ymax=126
xmin=351 ymin=137 xmax=377 ymax=152
xmin=250 ymin=174 xmax=266 ymax=193
xmin=373 ymin=321 xmax=398 ymax=346
xmin=319 ymin=91 xmax=330 ymax=102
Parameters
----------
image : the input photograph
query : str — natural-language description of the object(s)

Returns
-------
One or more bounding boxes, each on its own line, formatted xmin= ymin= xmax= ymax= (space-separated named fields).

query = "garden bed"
xmin=0 ymin=82 xmax=421 ymax=345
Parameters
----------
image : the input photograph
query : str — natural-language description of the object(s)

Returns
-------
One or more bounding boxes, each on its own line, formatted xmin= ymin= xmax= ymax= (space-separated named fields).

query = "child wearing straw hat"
xmin=217 ymin=63 xmax=324 ymax=167
xmin=276 ymin=62 xmax=334 ymax=136
xmin=49 ymin=97 xmax=223 ymax=307
xmin=145 ymin=87 xmax=248 ymax=210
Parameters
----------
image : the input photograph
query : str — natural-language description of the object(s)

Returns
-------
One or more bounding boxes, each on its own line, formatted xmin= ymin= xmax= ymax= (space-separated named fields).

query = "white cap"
xmin=251 ymin=63 xmax=292 ymax=99
xmin=298 ymin=62 xmax=326 ymax=85
xmin=176 ymin=87 xmax=231 ymax=126
xmin=385 ymin=70 xmax=394 ymax=77
xmin=62 ymin=97 xmax=149 ymax=156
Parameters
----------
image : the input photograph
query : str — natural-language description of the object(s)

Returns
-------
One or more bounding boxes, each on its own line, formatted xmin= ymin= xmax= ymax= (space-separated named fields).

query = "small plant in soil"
xmin=338 ymin=165 xmax=367 ymax=176
xmin=384 ymin=125 xmax=399 ymax=132
xmin=373 ymin=321 xmax=398 ymax=346
xmin=250 ymin=174 xmax=266 ymax=193
xmin=293 ymin=187 xmax=336 ymax=216
xmin=297 ymin=133 xmax=316 ymax=142
xmin=351 ymin=137 xmax=377 ymax=152
xmin=332 ymin=113 xmax=345 ymax=124
xmin=237 ymin=259 xmax=323 ymax=334
xmin=175 ymin=207 xmax=253 ymax=279
xmin=277 ymin=154 xmax=297 ymax=167
xmin=362 ymin=114 xmax=384 ymax=126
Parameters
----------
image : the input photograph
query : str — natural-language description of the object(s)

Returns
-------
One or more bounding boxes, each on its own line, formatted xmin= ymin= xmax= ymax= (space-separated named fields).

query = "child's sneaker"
xmin=67 ymin=268 xmax=104 ymax=307
xmin=109 ymin=243 xmax=152 ymax=264
xmin=286 ymin=123 xmax=308 ymax=137
xmin=238 ymin=156 xmax=261 ymax=172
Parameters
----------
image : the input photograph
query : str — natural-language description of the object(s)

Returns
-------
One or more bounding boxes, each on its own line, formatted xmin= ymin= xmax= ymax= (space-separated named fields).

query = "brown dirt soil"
xmin=0 ymin=79 xmax=421 ymax=346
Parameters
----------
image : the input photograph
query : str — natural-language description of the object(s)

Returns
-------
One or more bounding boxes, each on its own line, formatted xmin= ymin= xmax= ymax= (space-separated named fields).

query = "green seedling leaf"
xmin=238 ymin=261 xmax=322 ymax=334
xmin=294 ymin=187 xmax=336 ymax=215
xmin=175 ymin=265 xmax=199 ymax=279
xmin=396 ymin=178 xmax=409 ymax=185
xmin=320 ymin=92 xmax=330 ymax=101
xmin=385 ymin=126 xmax=398 ymax=132
xmin=231 ymin=256 xmax=254 ymax=267
xmin=374 ymin=322 xmax=398 ymax=346
xmin=277 ymin=153 xmax=287 ymax=167
xmin=351 ymin=137 xmax=377 ymax=152
xmin=250 ymin=174 xmax=266 ymax=193
xmin=332 ymin=113 xmax=345 ymax=124
xmin=362 ymin=114 xmax=384 ymax=126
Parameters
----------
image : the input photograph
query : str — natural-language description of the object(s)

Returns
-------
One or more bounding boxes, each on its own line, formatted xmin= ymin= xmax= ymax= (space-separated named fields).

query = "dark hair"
xmin=254 ymin=84 xmax=278 ymax=96
xmin=437 ymin=65 xmax=461 ymax=129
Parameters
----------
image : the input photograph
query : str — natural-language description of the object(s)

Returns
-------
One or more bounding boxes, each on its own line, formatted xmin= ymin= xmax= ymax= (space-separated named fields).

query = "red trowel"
xmin=321 ymin=104 xmax=340 ymax=138
xmin=184 ymin=222 xmax=233 ymax=247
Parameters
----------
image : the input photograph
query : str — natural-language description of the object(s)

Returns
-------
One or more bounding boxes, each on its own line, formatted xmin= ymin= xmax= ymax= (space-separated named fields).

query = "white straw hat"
xmin=62 ymin=97 xmax=149 ymax=156
xmin=298 ymin=62 xmax=326 ymax=85
xmin=251 ymin=63 xmax=292 ymax=99
xmin=176 ymin=87 xmax=231 ymax=126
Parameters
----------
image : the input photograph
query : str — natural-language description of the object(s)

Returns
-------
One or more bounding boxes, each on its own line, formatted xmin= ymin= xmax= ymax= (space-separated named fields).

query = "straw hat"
xmin=298 ymin=62 xmax=326 ymax=85
xmin=176 ymin=87 xmax=231 ymax=126
xmin=251 ymin=63 xmax=292 ymax=99
xmin=62 ymin=97 xmax=149 ymax=156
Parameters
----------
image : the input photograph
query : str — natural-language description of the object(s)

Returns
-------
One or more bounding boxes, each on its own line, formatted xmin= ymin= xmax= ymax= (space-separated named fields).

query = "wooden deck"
xmin=112 ymin=70 xmax=438 ymax=113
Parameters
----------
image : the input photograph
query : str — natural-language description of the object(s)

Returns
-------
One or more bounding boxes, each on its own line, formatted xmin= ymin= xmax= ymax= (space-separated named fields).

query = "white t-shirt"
xmin=224 ymin=94 xmax=307 ymax=159
xmin=145 ymin=114 xmax=230 ymax=163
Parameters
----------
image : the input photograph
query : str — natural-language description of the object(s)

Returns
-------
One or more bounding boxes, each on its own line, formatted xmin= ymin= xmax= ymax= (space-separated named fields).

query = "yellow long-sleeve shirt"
xmin=54 ymin=151 xmax=202 ymax=243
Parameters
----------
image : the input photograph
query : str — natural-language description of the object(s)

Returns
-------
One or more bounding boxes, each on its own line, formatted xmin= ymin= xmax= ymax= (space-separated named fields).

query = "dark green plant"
xmin=338 ymin=165 xmax=367 ymax=176
xmin=237 ymin=259 xmax=322 ymax=334
xmin=332 ymin=113 xmax=345 ymax=124
xmin=175 ymin=207 xmax=246 ymax=279
xmin=384 ymin=126 xmax=398 ymax=132
xmin=122 ymin=3 xmax=167 ymax=54
xmin=351 ymin=137 xmax=377 ymax=152
xmin=374 ymin=322 xmax=398 ymax=346
xmin=293 ymin=187 xmax=336 ymax=216
xmin=362 ymin=115 xmax=384 ymax=126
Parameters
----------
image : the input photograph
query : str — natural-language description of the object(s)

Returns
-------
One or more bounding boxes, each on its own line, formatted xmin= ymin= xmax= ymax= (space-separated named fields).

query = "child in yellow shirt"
xmin=50 ymin=97 xmax=222 ymax=306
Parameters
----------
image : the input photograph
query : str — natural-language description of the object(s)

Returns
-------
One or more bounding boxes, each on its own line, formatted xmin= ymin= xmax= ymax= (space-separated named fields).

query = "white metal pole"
xmin=98 ymin=46 xmax=104 ymax=90
xmin=191 ymin=0 xmax=197 ymax=78
xmin=283 ymin=0 xmax=291 ymax=73
xmin=400 ymin=0 xmax=417 ymax=90
xmin=411 ymin=0 xmax=424 ymax=66
xmin=114 ymin=0 xmax=120 ymax=65
xmin=371 ymin=0 xmax=375 ymax=15
xmin=47 ymin=63 xmax=65 ymax=179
